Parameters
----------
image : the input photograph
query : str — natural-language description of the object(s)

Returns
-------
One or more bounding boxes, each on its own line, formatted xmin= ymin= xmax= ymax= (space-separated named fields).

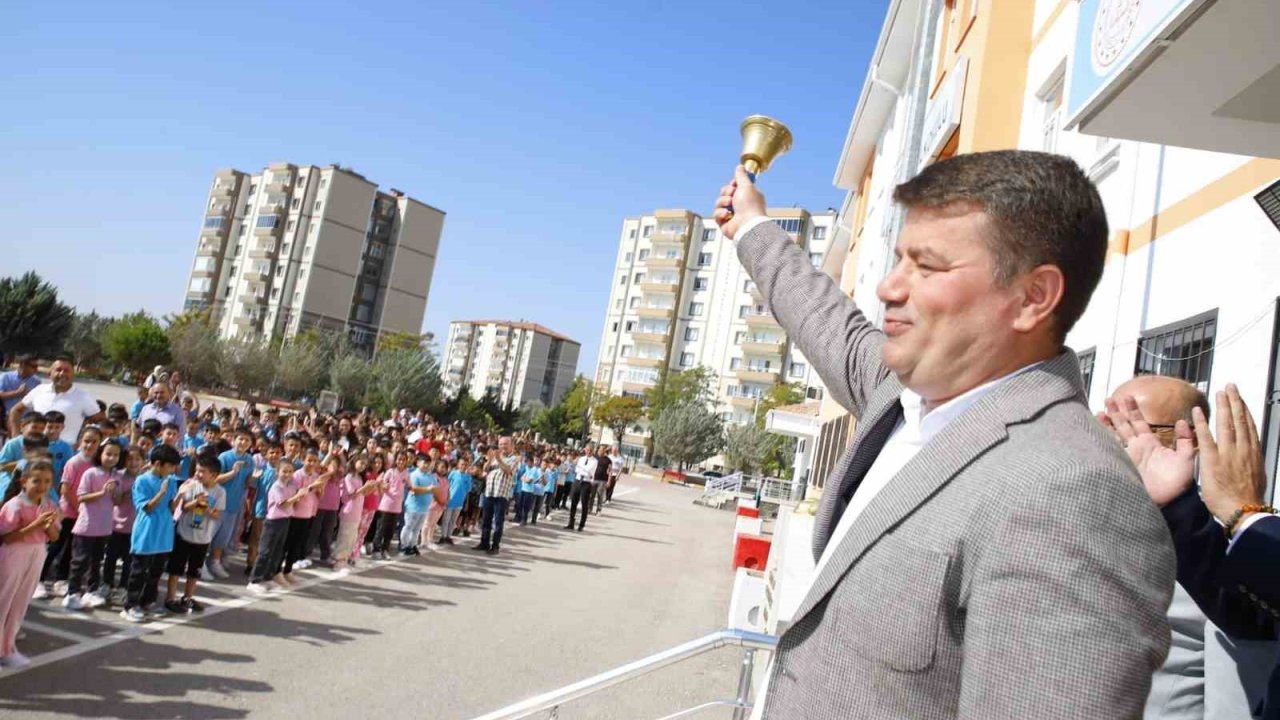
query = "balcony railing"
xmin=743 ymin=309 xmax=780 ymax=327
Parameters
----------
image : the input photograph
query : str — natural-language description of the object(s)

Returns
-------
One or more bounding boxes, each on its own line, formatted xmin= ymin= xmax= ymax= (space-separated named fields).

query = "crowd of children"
xmin=0 ymin=386 xmax=626 ymax=670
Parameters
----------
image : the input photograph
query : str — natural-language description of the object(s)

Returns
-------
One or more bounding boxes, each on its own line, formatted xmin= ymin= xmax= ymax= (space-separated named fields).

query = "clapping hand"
xmin=1099 ymin=396 xmax=1197 ymax=507
xmin=37 ymin=510 xmax=58 ymax=528
xmin=1194 ymin=384 xmax=1267 ymax=525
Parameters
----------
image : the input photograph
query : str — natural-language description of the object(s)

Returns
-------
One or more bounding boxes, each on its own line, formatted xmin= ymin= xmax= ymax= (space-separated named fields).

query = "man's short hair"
xmin=17 ymin=354 xmax=38 ymax=367
xmin=19 ymin=411 xmax=47 ymax=427
xmin=149 ymin=444 xmax=181 ymax=466
xmin=43 ymin=411 xmax=65 ymax=425
xmin=52 ymin=353 xmax=75 ymax=366
xmin=893 ymin=150 xmax=1108 ymax=341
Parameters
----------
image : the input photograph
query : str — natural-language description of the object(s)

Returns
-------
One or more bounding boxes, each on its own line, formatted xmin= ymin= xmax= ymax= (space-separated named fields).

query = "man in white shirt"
xmin=8 ymin=354 xmax=104 ymax=442
xmin=567 ymin=445 xmax=597 ymax=531
xmin=715 ymin=151 xmax=1174 ymax=719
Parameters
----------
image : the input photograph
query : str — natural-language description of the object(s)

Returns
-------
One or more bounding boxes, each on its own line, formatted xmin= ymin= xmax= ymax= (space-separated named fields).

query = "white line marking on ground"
xmin=18 ymin=620 xmax=96 ymax=643
xmin=613 ymin=488 xmax=640 ymax=499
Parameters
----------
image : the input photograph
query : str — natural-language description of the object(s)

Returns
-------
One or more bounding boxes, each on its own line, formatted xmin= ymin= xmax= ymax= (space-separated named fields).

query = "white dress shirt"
xmin=808 ymin=371 xmax=1027 ymax=582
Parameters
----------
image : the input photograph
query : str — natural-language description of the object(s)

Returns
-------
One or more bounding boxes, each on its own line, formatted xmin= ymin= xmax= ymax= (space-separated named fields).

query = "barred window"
xmin=1134 ymin=310 xmax=1217 ymax=392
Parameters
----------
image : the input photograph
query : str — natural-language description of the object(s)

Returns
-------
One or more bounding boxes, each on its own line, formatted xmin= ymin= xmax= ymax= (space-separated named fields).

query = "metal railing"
xmin=759 ymin=477 xmax=799 ymax=503
xmin=703 ymin=472 xmax=744 ymax=495
xmin=470 ymin=629 xmax=777 ymax=720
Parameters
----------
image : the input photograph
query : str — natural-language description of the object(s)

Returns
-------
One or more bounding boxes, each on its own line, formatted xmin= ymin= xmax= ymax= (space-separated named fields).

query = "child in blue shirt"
xmin=42 ymin=411 xmax=74 ymax=486
xmin=245 ymin=441 xmax=282 ymax=577
xmin=122 ymin=445 xmax=183 ymax=621
xmin=207 ymin=430 xmax=253 ymax=578
xmin=440 ymin=457 xmax=472 ymax=544
xmin=517 ymin=460 xmax=542 ymax=526
xmin=401 ymin=455 xmax=437 ymax=556
xmin=179 ymin=421 xmax=205 ymax=480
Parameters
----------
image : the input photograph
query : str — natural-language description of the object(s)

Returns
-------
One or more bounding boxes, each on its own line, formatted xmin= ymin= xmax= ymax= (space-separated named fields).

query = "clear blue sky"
xmin=1 ymin=0 xmax=887 ymax=376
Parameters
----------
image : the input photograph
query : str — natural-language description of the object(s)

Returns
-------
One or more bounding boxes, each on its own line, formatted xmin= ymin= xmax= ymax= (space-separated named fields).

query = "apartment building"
xmin=184 ymin=162 xmax=445 ymax=355
xmin=786 ymin=0 xmax=1280 ymax=503
xmin=442 ymin=320 xmax=581 ymax=409
xmin=592 ymin=209 xmax=838 ymax=460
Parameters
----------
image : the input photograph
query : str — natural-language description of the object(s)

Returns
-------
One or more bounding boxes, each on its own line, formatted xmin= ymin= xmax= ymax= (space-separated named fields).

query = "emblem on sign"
xmin=1092 ymin=0 xmax=1141 ymax=73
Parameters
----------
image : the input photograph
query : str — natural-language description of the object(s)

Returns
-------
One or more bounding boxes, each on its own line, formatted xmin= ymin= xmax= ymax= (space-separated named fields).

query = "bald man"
xmin=1104 ymin=375 xmax=1275 ymax=720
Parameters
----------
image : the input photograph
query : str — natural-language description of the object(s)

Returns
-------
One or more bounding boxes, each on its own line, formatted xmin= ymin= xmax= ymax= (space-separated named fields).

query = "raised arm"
xmin=720 ymin=168 xmax=889 ymax=415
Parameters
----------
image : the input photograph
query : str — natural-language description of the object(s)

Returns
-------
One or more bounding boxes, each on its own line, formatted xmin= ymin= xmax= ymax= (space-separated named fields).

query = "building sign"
xmin=1067 ymin=0 xmax=1201 ymax=126
xmin=920 ymin=58 xmax=968 ymax=170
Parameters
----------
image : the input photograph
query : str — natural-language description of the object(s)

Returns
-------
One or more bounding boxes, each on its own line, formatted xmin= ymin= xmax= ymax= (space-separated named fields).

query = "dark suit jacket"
xmin=1164 ymin=490 xmax=1280 ymax=718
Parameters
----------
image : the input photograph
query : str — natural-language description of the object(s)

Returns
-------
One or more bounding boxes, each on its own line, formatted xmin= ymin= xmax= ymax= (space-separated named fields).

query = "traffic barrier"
xmin=736 ymin=505 xmax=760 ymax=519
xmin=733 ymin=533 xmax=771 ymax=571
xmin=727 ymin=568 xmax=767 ymax=633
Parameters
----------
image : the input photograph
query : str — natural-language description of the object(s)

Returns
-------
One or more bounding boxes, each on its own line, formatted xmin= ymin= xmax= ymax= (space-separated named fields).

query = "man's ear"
xmin=1011 ymin=264 xmax=1064 ymax=335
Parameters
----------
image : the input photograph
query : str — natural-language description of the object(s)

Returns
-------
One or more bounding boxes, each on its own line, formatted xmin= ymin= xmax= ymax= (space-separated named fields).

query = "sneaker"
xmin=200 ymin=566 xmax=216 ymax=582
xmin=295 ymin=559 xmax=312 ymax=570
xmin=0 ymin=652 xmax=31 ymax=668
xmin=247 ymin=582 xmax=269 ymax=595
xmin=330 ymin=567 xmax=350 ymax=578
xmin=62 ymin=594 xmax=84 ymax=611
xmin=31 ymin=584 xmax=50 ymax=600
xmin=183 ymin=598 xmax=205 ymax=613
xmin=82 ymin=592 xmax=106 ymax=609
xmin=111 ymin=587 xmax=127 ymax=605
xmin=472 ymin=543 xmax=490 ymax=552
xmin=426 ymin=543 xmax=440 ymax=552
xmin=210 ymin=562 xmax=231 ymax=579
xmin=143 ymin=602 xmax=168 ymax=617
xmin=52 ymin=580 xmax=68 ymax=596
xmin=163 ymin=599 xmax=187 ymax=614
xmin=120 ymin=607 xmax=147 ymax=623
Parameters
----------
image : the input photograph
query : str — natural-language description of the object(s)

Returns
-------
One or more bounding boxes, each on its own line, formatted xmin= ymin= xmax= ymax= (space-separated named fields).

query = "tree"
xmin=516 ymin=400 xmax=545 ymax=432
xmin=755 ymin=382 xmax=807 ymax=478
xmin=0 ymin=272 xmax=74 ymax=364
xmin=63 ymin=311 xmax=112 ymax=371
xmin=724 ymin=423 xmax=771 ymax=475
xmin=102 ymin=312 xmax=171 ymax=379
xmin=328 ymin=353 xmax=371 ymax=409
xmin=651 ymin=402 xmax=724 ymax=470
xmin=559 ymin=376 xmax=595 ymax=440
xmin=478 ymin=389 xmax=519 ymax=432
xmin=166 ymin=309 xmax=222 ymax=387
xmin=531 ymin=402 xmax=570 ymax=444
xmin=218 ymin=338 xmax=277 ymax=396
xmin=371 ymin=347 xmax=441 ymax=413
xmin=645 ymin=366 xmax=717 ymax=421
xmin=755 ymin=382 xmax=806 ymax=427
xmin=594 ymin=395 xmax=644 ymax=446
xmin=275 ymin=339 xmax=328 ymax=398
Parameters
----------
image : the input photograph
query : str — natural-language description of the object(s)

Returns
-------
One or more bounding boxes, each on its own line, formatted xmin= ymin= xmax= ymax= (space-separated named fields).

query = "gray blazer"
xmin=737 ymin=221 xmax=1176 ymax=719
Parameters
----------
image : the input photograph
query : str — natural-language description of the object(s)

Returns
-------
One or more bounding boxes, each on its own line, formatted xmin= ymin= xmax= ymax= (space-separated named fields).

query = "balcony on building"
xmin=212 ymin=181 xmax=236 ymax=197
xmin=253 ymin=214 xmax=283 ymax=236
xmin=249 ymin=239 xmax=278 ymax=259
xmin=726 ymin=385 xmax=764 ymax=410
xmin=639 ymin=273 xmax=681 ymax=294
xmin=745 ymin=280 xmax=764 ymax=303
xmin=736 ymin=364 xmax=780 ymax=384
xmin=244 ymin=262 xmax=272 ymax=281
xmin=636 ymin=303 xmax=675 ymax=320
xmin=232 ymin=313 xmax=263 ymax=329
xmin=645 ymin=249 xmax=684 ymax=269
xmin=621 ymin=432 xmax=651 ymax=448
xmin=740 ymin=334 xmax=785 ymax=357
xmin=237 ymin=288 xmax=268 ymax=307
xmin=196 ymin=236 xmax=224 ymax=257
xmin=743 ymin=307 xmax=781 ymax=328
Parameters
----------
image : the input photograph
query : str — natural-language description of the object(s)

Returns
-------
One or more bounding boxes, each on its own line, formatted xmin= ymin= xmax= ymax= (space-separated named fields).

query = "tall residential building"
xmin=442 ymin=320 xmax=581 ymax=409
xmin=185 ymin=162 xmax=445 ymax=355
xmin=593 ymin=209 xmax=838 ymax=460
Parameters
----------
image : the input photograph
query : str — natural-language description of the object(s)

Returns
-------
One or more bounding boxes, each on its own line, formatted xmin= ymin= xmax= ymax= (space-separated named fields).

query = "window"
xmin=1257 ymin=180 xmax=1280 ymax=231
xmin=812 ymin=226 xmax=827 ymax=241
xmin=319 ymin=177 xmax=327 ymax=189
xmin=703 ymin=228 xmax=716 ymax=241
xmin=624 ymin=252 xmax=633 ymax=263
xmin=291 ymin=198 xmax=300 ymax=210
xmin=743 ymin=279 xmax=756 ymax=293
xmin=734 ymin=331 xmax=746 ymax=344
xmin=694 ymin=277 xmax=708 ymax=291
xmin=296 ymin=174 xmax=306 ymax=186
xmin=313 ymin=201 xmax=323 ymax=212
xmin=634 ymin=273 xmax=644 ymax=283
xmin=730 ymin=357 xmax=742 ymax=370
xmin=772 ymin=218 xmax=803 ymax=233
xmin=270 ymin=288 xmax=279 ymax=300
xmin=629 ymin=297 xmax=640 ymax=309
xmin=275 ymin=267 xmax=284 ymax=278
xmin=203 ymin=216 xmax=224 ymax=229
xmin=256 ymin=215 xmax=279 ymax=229
xmin=680 ymin=352 xmax=694 ymax=367
xmin=642 ymin=225 xmax=653 ymax=238
xmin=238 ymin=225 xmax=246 ymax=237
xmin=790 ymin=362 xmax=807 ymax=378
xmin=293 ymin=292 xmax=301 ymax=303
xmin=638 ymin=249 xmax=650 ymax=260
xmin=304 ymin=244 xmax=313 ymax=257
xmin=606 ymin=345 xmax=615 ymax=357
xmin=628 ymin=229 xmax=637 ymax=239
xmin=738 ymin=305 xmax=751 ymax=318
xmin=684 ymin=327 xmax=699 ymax=341
xmin=697 ymin=252 xmax=712 ymax=267
xmin=689 ymin=302 xmax=704 ymax=316
xmin=620 ymin=346 xmax=632 ymax=358
xmin=248 ymin=183 xmax=258 ymax=195
xmin=1134 ymin=310 xmax=1218 ymax=391
xmin=243 ymin=203 xmax=252 ymax=215
xmin=615 ymin=299 xmax=623 ymax=310
xmin=611 ymin=322 xmax=619 ymax=332
xmin=1040 ymin=70 xmax=1065 ymax=153
xmin=286 ymin=219 xmax=296 ymax=232
xmin=1077 ymin=348 xmax=1096 ymax=399
xmin=809 ymin=252 xmax=824 ymax=267
xmin=619 ymin=274 xmax=626 ymax=286
xmin=282 ymin=242 xmax=291 ymax=255
xmin=625 ymin=321 xmax=635 ymax=332
xmin=310 ymin=224 xmax=318 ymax=236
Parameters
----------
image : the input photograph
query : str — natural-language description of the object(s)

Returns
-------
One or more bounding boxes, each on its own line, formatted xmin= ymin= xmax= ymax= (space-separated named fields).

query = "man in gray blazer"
xmin=714 ymin=150 xmax=1175 ymax=719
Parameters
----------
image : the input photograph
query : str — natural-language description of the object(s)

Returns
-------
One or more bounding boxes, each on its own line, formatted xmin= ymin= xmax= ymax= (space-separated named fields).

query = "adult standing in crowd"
xmin=137 ymin=383 xmax=185 ymax=435
xmin=0 ymin=355 xmax=42 ymax=439
xmin=592 ymin=445 xmax=611 ymax=515
xmin=606 ymin=445 xmax=623 ymax=504
xmin=8 ymin=354 xmax=104 ymax=442
xmin=568 ymin=444 xmax=596 ymax=532
xmin=717 ymin=151 xmax=1175 ymax=720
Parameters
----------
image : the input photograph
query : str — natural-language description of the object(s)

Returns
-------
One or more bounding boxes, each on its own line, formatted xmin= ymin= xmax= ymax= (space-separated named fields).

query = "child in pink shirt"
xmin=0 ymin=459 xmax=61 ymax=667
xmin=282 ymin=450 xmax=330 ymax=578
xmin=333 ymin=457 xmax=378 ymax=569
xmin=103 ymin=446 xmax=143 ymax=604
xmin=371 ymin=451 xmax=410 ymax=560
xmin=421 ymin=459 xmax=450 ymax=550
xmin=358 ymin=454 xmax=384 ymax=559
xmin=65 ymin=440 xmax=125 ymax=610
xmin=40 ymin=426 xmax=101 ymax=595
xmin=249 ymin=459 xmax=308 ymax=592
